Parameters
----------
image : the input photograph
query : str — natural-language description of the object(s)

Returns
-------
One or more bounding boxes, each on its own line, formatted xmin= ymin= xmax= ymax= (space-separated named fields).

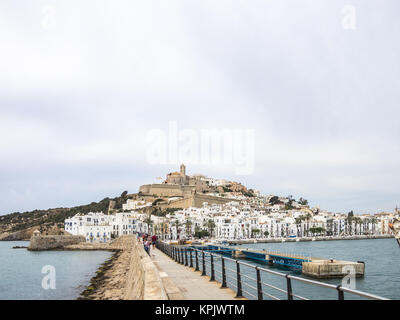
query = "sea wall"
xmin=125 ymin=236 xmax=166 ymax=300
xmin=80 ymin=236 xmax=167 ymax=300
xmin=28 ymin=235 xmax=86 ymax=250
xmin=302 ymin=261 xmax=365 ymax=278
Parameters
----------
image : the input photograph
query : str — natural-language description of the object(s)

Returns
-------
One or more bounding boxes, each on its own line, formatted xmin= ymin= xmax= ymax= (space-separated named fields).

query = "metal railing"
xmin=156 ymin=242 xmax=389 ymax=301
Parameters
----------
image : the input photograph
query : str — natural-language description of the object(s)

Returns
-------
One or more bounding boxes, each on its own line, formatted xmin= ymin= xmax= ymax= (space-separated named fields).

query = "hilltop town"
xmin=62 ymin=165 xmax=399 ymax=243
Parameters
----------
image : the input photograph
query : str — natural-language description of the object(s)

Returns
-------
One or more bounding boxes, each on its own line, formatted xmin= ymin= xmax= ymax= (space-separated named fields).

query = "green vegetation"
xmin=207 ymin=219 xmax=216 ymax=237
xmin=269 ymin=196 xmax=280 ymax=205
xmin=298 ymin=197 xmax=308 ymax=205
xmin=284 ymin=199 xmax=295 ymax=210
xmin=152 ymin=198 xmax=164 ymax=206
xmin=251 ymin=228 xmax=260 ymax=237
xmin=309 ymin=227 xmax=326 ymax=235
xmin=241 ymin=190 xmax=254 ymax=197
xmin=164 ymin=207 xmax=180 ymax=214
xmin=194 ymin=229 xmax=210 ymax=238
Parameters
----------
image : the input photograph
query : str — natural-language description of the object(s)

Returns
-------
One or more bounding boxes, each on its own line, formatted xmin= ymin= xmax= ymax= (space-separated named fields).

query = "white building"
xmin=64 ymin=211 xmax=149 ymax=242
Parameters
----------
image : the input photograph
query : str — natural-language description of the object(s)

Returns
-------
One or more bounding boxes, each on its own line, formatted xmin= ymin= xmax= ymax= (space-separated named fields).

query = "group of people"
xmin=138 ymin=233 xmax=157 ymax=256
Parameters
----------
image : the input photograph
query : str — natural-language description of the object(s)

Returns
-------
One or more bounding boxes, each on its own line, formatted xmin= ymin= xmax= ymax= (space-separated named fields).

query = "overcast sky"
xmin=1 ymin=0 xmax=399 ymax=215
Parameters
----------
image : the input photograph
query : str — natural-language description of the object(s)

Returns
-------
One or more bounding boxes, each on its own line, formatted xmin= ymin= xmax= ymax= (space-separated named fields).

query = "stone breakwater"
xmin=78 ymin=236 xmax=167 ymax=300
xmin=28 ymin=235 xmax=86 ymax=250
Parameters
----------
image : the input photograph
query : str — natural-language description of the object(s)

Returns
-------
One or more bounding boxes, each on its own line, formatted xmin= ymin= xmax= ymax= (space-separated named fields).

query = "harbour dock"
xmin=156 ymin=241 xmax=387 ymax=300
xmin=190 ymin=244 xmax=365 ymax=279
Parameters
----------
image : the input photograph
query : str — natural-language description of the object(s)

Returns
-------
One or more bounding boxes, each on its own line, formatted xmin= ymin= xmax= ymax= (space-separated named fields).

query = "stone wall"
xmin=28 ymin=235 xmax=86 ymax=250
xmin=79 ymin=236 xmax=166 ymax=300
xmin=302 ymin=261 xmax=365 ymax=278
xmin=139 ymin=184 xmax=185 ymax=197
xmin=158 ymin=194 xmax=237 ymax=209
xmin=124 ymin=237 xmax=166 ymax=299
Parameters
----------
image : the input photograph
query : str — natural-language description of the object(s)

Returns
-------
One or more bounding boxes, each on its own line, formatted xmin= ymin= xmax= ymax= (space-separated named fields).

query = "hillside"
xmin=0 ymin=191 xmax=130 ymax=240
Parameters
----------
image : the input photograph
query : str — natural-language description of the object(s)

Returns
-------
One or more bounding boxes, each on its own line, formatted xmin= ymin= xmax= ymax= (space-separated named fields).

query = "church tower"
xmin=180 ymin=164 xmax=186 ymax=176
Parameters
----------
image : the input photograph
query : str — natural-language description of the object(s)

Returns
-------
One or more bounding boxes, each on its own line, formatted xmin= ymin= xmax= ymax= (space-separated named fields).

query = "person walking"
xmin=151 ymin=234 xmax=157 ymax=249
xmin=144 ymin=237 xmax=151 ymax=256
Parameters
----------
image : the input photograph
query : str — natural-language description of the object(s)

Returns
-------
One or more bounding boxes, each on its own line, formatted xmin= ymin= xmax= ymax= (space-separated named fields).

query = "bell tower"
xmin=180 ymin=164 xmax=186 ymax=176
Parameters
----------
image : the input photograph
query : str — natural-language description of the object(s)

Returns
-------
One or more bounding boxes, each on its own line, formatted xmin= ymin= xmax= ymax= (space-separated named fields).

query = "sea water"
xmin=0 ymin=241 xmax=112 ymax=300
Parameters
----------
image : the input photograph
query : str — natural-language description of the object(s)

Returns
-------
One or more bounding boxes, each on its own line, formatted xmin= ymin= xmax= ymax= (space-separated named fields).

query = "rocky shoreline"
xmin=74 ymin=236 xmax=166 ymax=300
xmin=79 ymin=250 xmax=122 ymax=300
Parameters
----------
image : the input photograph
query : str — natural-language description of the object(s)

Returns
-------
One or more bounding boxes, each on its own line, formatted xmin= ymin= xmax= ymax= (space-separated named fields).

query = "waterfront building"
xmin=64 ymin=211 xmax=149 ymax=242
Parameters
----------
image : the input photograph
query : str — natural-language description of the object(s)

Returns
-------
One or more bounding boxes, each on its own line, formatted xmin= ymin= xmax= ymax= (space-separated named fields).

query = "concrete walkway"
xmin=151 ymin=248 xmax=244 ymax=300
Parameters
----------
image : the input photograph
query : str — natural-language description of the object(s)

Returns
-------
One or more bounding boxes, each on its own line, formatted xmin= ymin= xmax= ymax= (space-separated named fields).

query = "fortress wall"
xmin=139 ymin=184 xmax=151 ymax=194
xmin=160 ymin=197 xmax=195 ymax=209
xmin=158 ymin=194 xmax=236 ymax=209
xmin=192 ymin=194 xmax=237 ymax=207
xmin=28 ymin=235 xmax=86 ymax=251
xmin=140 ymin=184 xmax=187 ymax=197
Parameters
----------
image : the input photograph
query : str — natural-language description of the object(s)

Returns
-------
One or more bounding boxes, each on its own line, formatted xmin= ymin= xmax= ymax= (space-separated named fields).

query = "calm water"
xmin=205 ymin=239 xmax=400 ymax=300
xmin=0 ymin=241 xmax=112 ymax=300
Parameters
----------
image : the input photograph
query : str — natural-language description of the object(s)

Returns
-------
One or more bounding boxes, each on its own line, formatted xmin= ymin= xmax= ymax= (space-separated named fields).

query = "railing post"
xmin=190 ymin=249 xmax=193 ymax=268
xmin=210 ymin=254 xmax=215 ymax=281
xmin=337 ymin=285 xmax=344 ymax=300
xmin=185 ymin=248 xmax=188 ymax=266
xmin=201 ymin=251 xmax=206 ymax=276
xmin=221 ymin=257 xmax=227 ymax=288
xmin=195 ymin=250 xmax=199 ymax=271
xmin=180 ymin=248 xmax=184 ymax=265
xmin=236 ymin=261 xmax=243 ymax=298
xmin=286 ymin=274 xmax=293 ymax=300
xmin=256 ymin=267 xmax=263 ymax=300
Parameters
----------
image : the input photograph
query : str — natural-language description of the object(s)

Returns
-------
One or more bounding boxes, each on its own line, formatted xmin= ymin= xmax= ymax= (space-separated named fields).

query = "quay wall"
xmin=228 ymin=234 xmax=394 ymax=244
xmin=124 ymin=236 xmax=167 ymax=300
xmin=302 ymin=261 xmax=365 ymax=278
xmin=28 ymin=235 xmax=85 ymax=250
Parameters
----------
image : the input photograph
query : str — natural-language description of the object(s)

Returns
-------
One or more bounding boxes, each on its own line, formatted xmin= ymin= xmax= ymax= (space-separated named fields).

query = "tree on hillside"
xmin=269 ymin=196 xmax=280 ymax=205
xmin=298 ymin=197 xmax=308 ymax=206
